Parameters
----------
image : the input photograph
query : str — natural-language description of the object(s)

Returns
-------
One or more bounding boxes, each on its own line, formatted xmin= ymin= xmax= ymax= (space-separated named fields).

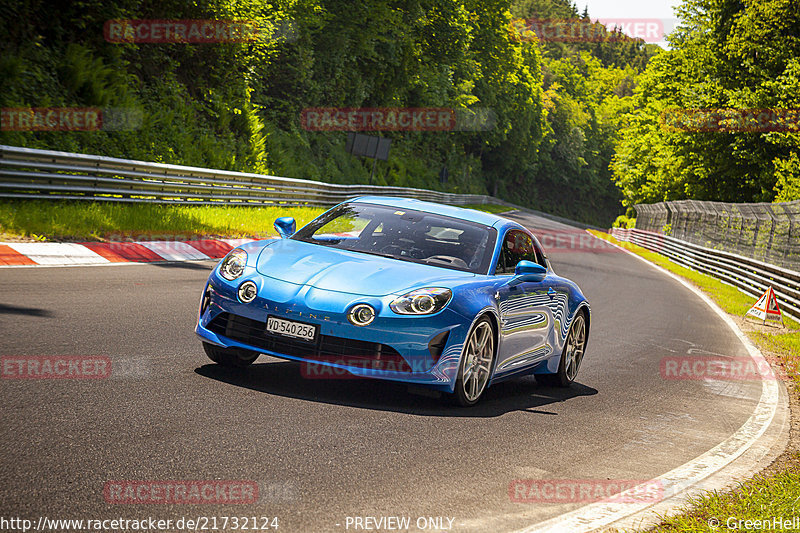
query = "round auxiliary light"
xmin=348 ymin=304 xmax=376 ymax=327
xmin=411 ymin=294 xmax=436 ymax=314
xmin=237 ymin=281 xmax=258 ymax=303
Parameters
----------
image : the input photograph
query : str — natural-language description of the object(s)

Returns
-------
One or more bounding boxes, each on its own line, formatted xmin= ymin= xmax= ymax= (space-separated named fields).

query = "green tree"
xmin=612 ymin=0 xmax=800 ymax=207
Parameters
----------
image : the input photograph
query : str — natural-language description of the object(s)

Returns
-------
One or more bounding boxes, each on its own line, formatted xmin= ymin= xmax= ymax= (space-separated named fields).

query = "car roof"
xmin=347 ymin=196 xmax=522 ymax=230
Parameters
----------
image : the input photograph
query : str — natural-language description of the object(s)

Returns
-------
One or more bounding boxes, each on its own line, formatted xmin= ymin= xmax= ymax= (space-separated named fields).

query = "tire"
xmin=202 ymin=342 xmax=259 ymax=368
xmin=451 ymin=317 xmax=496 ymax=406
xmin=537 ymin=311 xmax=587 ymax=388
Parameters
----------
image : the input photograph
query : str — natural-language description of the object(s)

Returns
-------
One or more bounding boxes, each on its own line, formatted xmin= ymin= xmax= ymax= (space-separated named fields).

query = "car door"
xmin=494 ymin=229 xmax=557 ymax=374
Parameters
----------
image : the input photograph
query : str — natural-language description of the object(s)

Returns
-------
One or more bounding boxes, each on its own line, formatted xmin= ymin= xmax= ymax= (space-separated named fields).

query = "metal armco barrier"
xmin=0 ymin=144 xmax=602 ymax=230
xmin=611 ymin=227 xmax=800 ymax=323
xmin=0 ymin=144 xmax=502 ymax=208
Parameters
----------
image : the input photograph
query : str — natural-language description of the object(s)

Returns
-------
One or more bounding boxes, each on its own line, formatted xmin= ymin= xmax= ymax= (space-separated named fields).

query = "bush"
xmin=612 ymin=215 xmax=636 ymax=228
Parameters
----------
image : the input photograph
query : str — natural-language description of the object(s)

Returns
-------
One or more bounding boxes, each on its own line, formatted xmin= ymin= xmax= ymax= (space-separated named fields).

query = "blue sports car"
xmin=196 ymin=196 xmax=590 ymax=406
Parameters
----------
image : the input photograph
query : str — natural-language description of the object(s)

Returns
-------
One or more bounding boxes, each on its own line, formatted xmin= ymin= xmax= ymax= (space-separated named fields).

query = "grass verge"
xmin=0 ymin=200 xmax=325 ymax=241
xmin=646 ymin=463 xmax=800 ymax=532
xmin=589 ymin=230 xmax=800 ymax=532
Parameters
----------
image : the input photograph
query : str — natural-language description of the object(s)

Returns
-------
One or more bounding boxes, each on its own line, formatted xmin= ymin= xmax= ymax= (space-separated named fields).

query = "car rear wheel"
xmin=538 ymin=312 xmax=587 ymax=387
xmin=452 ymin=317 xmax=495 ymax=406
xmin=202 ymin=342 xmax=259 ymax=368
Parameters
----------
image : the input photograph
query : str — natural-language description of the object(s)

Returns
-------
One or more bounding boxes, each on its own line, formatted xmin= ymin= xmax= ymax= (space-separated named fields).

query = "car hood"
xmin=255 ymin=239 xmax=475 ymax=296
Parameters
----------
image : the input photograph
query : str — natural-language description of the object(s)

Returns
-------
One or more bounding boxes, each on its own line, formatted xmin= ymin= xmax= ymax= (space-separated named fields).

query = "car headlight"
xmin=390 ymin=288 xmax=452 ymax=315
xmin=219 ymin=249 xmax=247 ymax=281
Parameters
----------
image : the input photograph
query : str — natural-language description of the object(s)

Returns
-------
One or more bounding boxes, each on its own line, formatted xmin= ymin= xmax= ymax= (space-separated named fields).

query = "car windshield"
xmin=292 ymin=202 xmax=497 ymax=274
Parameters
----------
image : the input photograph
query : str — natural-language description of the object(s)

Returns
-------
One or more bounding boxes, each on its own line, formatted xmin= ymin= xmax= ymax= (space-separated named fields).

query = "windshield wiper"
xmin=352 ymin=249 xmax=413 ymax=262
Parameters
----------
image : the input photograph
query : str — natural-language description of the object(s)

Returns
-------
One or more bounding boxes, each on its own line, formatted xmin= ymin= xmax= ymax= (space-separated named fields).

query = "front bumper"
xmin=195 ymin=269 xmax=470 ymax=392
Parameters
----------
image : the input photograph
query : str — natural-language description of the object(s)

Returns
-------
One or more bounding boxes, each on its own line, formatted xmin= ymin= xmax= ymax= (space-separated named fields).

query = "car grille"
xmin=207 ymin=312 xmax=412 ymax=372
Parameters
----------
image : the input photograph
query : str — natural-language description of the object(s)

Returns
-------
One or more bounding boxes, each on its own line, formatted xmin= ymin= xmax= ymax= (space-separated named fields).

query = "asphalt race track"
xmin=0 ymin=212 xmax=767 ymax=532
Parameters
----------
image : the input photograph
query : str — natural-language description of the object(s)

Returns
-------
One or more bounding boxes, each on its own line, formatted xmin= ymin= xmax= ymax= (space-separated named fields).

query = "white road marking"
xmin=219 ymin=238 xmax=255 ymax=248
xmin=7 ymin=242 xmax=109 ymax=265
xmin=137 ymin=241 xmax=210 ymax=261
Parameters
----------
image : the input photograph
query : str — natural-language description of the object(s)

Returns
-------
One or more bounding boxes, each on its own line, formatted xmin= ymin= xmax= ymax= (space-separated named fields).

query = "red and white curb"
xmin=0 ymin=239 xmax=254 ymax=267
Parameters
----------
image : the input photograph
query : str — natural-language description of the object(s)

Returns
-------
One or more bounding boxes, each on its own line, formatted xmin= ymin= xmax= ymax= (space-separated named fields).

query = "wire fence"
xmin=634 ymin=200 xmax=800 ymax=271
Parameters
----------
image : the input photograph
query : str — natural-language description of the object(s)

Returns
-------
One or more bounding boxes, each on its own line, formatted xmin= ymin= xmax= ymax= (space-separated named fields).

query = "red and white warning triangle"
xmin=745 ymin=286 xmax=784 ymax=324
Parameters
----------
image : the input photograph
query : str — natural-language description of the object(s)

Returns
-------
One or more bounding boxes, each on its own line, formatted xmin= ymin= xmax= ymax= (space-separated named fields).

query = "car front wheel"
xmin=452 ymin=317 xmax=495 ymax=406
xmin=202 ymin=342 xmax=259 ymax=368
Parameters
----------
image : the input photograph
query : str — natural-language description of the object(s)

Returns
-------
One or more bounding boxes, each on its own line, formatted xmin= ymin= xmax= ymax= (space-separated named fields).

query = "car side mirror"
xmin=509 ymin=260 xmax=547 ymax=285
xmin=274 ymin=217 xmax=296 ymax=239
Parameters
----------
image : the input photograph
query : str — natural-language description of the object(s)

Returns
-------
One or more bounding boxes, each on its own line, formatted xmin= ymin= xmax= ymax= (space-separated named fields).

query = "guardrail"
xmin=0 ymin=144 xmax=506 ymax=207
xmin=0 ymin=144 xmax=604 ymax=230
xmin=610 ymin=227 xmax=800 ymax=323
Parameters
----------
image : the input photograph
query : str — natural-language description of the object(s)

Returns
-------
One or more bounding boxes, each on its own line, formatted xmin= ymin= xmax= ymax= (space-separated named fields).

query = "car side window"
xmin=497 ymin=230 xmax=539 ymax=274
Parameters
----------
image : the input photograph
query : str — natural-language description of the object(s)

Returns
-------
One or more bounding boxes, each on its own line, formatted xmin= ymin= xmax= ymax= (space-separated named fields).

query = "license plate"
xmin=266 ymin=316 xmax=317 ymax=342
